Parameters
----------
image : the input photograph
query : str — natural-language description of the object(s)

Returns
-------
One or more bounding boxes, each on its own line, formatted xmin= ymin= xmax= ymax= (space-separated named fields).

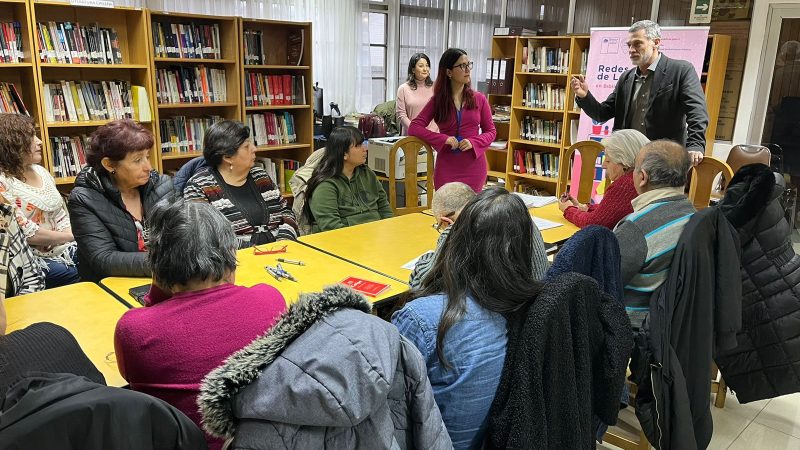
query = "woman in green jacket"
xmin=305 ymin=126 xmax=392 ymax=232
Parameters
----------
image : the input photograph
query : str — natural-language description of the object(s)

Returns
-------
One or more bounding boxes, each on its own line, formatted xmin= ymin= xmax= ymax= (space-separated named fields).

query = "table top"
xmin=530 ymin=203 xmax=581 ymax=245
xmin=5 ymin=283 xmax=128 ymax=387
xmin=100 ymin=241 xmax=408 ymax=308
xmin=299 ymin=213 xmax=439 ymax=282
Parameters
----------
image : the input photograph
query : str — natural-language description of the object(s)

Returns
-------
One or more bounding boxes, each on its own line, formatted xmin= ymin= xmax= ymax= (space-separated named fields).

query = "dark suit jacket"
xmin=576 ymin=53 xmax=709 ymax=152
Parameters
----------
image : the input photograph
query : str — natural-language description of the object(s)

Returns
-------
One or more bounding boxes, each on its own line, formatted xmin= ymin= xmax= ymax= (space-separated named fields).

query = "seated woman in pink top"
xmin=114 ymin=198 xmax=286 ymax=450
xmin=558 ymin=129 xmax=649 ymax=229
xmin=409 ymin=48 xmax=497 ymax=193
xmin=396 ymin=53 xmax=438 ymax=135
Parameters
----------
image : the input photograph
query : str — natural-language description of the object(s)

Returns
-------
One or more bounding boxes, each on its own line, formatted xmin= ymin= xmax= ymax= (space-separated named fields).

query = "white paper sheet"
xmin=512 ymin=192 xmax=558 ymax=208
xmin=402 ymin=251 xmax=434 ymax=270
xmin=533 ymin=217 xmax=563 ymax=231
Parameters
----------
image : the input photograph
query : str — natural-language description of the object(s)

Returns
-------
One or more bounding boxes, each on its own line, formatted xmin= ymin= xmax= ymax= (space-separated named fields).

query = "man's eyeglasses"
xmin=431 ymin=213 xmax=455 ymax=233
xmin=452 ymin=61 xmax=474 ymax=72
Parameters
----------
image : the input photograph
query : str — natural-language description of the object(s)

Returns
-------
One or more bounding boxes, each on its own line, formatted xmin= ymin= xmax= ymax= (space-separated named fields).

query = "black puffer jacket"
xmin=717 ymin=163 xmax=800 ymax=403
xmin=67 ymin=166 xmax=173 ymax=282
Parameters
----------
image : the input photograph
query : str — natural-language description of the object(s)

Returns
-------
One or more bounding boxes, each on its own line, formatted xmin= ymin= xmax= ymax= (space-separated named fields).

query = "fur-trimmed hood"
xmin=198 ymin=285 xmax=389 ymax=439
xmin=719 ymin=163 xmax=784 ymax=229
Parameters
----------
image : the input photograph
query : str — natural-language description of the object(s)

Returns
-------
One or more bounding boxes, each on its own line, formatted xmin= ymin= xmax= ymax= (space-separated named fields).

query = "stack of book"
xmin=492 ymin=104 xmax=510 ymax=123
xmin=42 ymin=80 xmax=134 ymax=123
xmin=520 ymin=116 xmax=562 ymax=143
xmin=246 ymin=112 xmax=297 ymax=146
xmin=521 ymin=40 xmax=569 ymax=73
xmin=243 ymin=30 xmax=264 ymax=65
xmin=151 ymin=22 xmax=221 ymax=59
xmin=523 ymin=82 xmax=565 ymax=110
xmin=158 ymin=115 xmax=221 ymax=153
xmin=512 ymin=150 xmax=560 ymax=178
xmin=0 ymin=82 xmax=28 ymax=115
xmin=155 ymin=66 xmax=228 ymax=104
xmin=244 ymin=72 xmax=306 ymax=106
xmin=37 ymin=22 xmax=122 ymax=64
xmin=50 ymin=135 xmax=89 ymax=178
xmin=0 ymin=21 xmax=22 ymax=63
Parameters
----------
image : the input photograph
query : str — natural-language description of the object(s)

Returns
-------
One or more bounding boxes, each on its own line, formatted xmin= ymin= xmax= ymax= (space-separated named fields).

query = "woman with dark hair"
xmin=68 ymin=119 xmax=173 ymax=282
xmin=409 ymin=48 xmax=496 ymax=193
xmin=0 ymin=114 xmax=78 ymax=288
xmin=305 ymin=126 xmax=392 ymax=232
xmin=115 ymin=198 xmax=286 ymax=450
xmin=396 ymin=52 xmax=437 ymax=135
xmin=392 ymin=187 xmax=547 ymax=449
xmin=183 ymin=120 xmax=297 ymax=247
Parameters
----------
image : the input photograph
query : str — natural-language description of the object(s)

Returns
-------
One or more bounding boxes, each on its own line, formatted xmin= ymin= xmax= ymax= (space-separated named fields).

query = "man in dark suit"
xmin=572 ymin=20 xmax=708 ymax=166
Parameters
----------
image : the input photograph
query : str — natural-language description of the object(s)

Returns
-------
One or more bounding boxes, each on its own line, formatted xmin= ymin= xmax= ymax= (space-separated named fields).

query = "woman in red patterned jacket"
xmin=558 ymin=129 xmax=649 ymax=229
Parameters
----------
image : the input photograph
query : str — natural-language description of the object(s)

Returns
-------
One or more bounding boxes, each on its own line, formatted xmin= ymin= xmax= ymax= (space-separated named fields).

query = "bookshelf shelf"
xmin=157 ymin=102 xmax=239 ymax=109
xmin=161 ymin=151 xmax=202 ymax=160
xmin=46 ymin=120 xmax=126 ymax=128
xmin=54 ymin=176 xmax=76 ymax=185
xmin=154 ymin=57 xmax=236 ymax=64
xmin=510 ymin=138 xmax=561 ymax=149
xmin=508 ymin=172 xmax=558 ymax=184
xmin=488 ymin=93 xmax=511 ymax=97
xmin=515 ymin=71 xmax=569 ymax=77
xmin=0 ymin=63 xmax=33 ymax=68
xmin=244 ymin=64 xmax=310 ymax=70
xmin=568 ymin=110 xmax=581 ymax=116
xmin=245 ymin=104 xmax=309 ymax=111
xmin=487 ymin=170 xmax=506 ymax=178
xmin=39 ymin=63 xmax=149 ymax=69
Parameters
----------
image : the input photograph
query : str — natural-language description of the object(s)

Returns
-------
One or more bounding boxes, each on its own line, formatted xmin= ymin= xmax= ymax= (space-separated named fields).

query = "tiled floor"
xmin=598 ymin=392 xmax=800 ymax=449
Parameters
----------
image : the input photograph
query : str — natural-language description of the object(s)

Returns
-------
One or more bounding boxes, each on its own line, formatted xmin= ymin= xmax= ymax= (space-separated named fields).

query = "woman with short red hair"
xmin=68 ymin=119 xmax=174 ymax=282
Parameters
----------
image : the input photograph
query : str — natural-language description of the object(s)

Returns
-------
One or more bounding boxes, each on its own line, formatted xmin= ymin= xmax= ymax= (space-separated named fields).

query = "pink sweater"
xmin=409 ymin=91 xmax=497 ymax=192
xmin=396 ymin=82 xmax=437 ymax=135
xmin=114 ymin=283 xmax=286 ymax=450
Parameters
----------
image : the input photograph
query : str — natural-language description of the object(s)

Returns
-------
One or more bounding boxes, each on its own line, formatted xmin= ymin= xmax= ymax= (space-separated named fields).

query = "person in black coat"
xmin=68 ymin=120 xmax=174 ymax=282
xmin=571 ymin=20 xmax=709 ymax=165
xmin=716 ymin=163 xmax=800 ymax=403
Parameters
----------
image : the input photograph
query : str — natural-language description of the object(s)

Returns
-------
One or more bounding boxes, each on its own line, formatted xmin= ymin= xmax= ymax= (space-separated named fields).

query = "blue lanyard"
xmin=455 ymin=109 xmax=463 ymax=141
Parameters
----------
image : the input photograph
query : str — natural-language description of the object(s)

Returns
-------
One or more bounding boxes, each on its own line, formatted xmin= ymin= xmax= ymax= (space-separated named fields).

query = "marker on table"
xmin=265 ymin=266 xmax=282 ymax=282
xmin=277 ymin=258 xmax=305 ymax=266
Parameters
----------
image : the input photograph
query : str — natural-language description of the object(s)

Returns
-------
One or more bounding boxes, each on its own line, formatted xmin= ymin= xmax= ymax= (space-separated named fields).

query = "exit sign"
xmin=690 ymin=0 xmax=714 ymax=23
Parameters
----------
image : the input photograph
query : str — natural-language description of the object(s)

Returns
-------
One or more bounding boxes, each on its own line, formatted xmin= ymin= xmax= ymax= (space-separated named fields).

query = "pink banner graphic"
xmin=576 ymin=26 xmax=710 ymax=143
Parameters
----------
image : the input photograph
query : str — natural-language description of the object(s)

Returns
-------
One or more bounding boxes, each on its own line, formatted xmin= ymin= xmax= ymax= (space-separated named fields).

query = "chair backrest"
xmin=726 ymin=144 xmax=771 ymax=175
xmin=558 ymin=140 xmax=605 ymax=204
xmin=387 ymin=136 xmax=435 ymax=215
xmin=688 ymin=156 xmax=734 ymax=210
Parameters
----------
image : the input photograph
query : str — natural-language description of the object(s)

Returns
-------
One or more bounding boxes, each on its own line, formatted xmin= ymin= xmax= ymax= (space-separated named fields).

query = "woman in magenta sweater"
xmin=396 ymin=53 xmax=438 ymax=135
xmin=114 ymin=198 xmax=286 ymax=450
xmin=409 ymin=48 xmax=497 ymax=193
xmin=558 ymin=129 xmax=649 ymax=229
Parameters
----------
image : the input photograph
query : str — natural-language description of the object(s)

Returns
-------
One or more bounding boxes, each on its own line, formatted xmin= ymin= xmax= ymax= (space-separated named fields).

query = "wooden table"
xmin=4 ymin=283 xmax=128 ymax=387
xmin=100 ymin=241 xmax=408 ymax=308
xmin=299 ymin=213 xmax=439 ymax=283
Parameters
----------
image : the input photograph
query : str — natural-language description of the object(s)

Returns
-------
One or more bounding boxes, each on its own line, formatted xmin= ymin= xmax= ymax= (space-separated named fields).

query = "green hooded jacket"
xmin=309 ymin=165 xmax=393 ymax=232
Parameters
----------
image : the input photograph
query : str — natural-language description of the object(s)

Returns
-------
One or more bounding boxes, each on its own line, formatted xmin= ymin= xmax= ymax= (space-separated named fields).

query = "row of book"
xmin=522 ymin=42 xmax=569 ymax=74
xmin=255 ymin=157 xmax=300 ymax=193
xmin=37 ymin=22 xmax=122 ymax=64
xmin=520 ymin=116 xmax=562 ymax=143
xmin=485 ymin=58 xmax=513 ymax=95
xmin=42 ymin=80 xmax=140 ymax=123
xmin=0 ymin=22 xmax=22 ymax=63
xmin=244 ymin=72 xmax=306 ymax=106
xmin=152 ymin=22 xmax=222 ymax=59
xmin=0 ymin=82 xmax=28 ymax=115
xmin=158 ymin=115 xmax=221 ymax=153
xmin=246 ymin=112 xmax=297 ymax=147
xmin=155 ymin=66 xmax=228 ymax=104
xmin=523 ymin=83 xmax=566 ymax=110
xmin=513 ymin=150 xmax=560 ymax=178
xmin=50 ymin=135 xmax=88 ymax=178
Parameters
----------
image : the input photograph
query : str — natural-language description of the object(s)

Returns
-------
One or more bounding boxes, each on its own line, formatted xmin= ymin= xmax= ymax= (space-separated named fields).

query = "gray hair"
xmin=636 ymin=140 xmax=691 ymax=189
xmin=431 ymin=182 xmax=477 ymax=220
xmin=629 ymin=20 xmax=661 ymax=41
xmin=602 ymin=129 xmax=650 ymax=169
xmin=146 ymin=197 xmax=238 ymax=289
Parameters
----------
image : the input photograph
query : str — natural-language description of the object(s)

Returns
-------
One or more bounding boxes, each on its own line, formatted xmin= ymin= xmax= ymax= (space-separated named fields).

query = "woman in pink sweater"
xmin=410 ymin=48 xmax=497 ymax=193
xmin=396 ymin=53 xmax=437 ymax=135
xmin=114 ymin=199 xmax=286 ymax=450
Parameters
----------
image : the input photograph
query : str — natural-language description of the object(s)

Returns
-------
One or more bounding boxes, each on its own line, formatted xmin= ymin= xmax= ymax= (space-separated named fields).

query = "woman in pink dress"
xmin=409 ymin=48 xmax=496 ymax=192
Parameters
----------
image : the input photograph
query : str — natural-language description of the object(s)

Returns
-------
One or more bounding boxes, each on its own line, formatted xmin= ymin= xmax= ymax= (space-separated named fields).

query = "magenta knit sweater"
xmin=409 ymin=91 xmax=497 ymax=192
xmin=114 ymin=283 xmax=286 ymax=450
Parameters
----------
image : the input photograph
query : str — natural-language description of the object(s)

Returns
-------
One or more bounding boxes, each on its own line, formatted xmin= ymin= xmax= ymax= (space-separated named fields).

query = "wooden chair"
xmin=386 ymin=136 xmax=435 ymax=216
xmin=688 ymin=156 xmax=734 ymax=210
xmin=558 ymin=140 xmax=605 ymax=204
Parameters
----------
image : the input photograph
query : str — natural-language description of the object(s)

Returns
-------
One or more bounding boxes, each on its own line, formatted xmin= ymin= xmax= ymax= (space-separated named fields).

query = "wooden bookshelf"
xmin=147 ymin=10 xmax=240 ymax=173
xmin=486 ymin=36 xmax=515 ymax=184
xmin=30 ymin=2 xmax=154 ymax=185
xmin=240 ymin=17 xmax=313 ymax=195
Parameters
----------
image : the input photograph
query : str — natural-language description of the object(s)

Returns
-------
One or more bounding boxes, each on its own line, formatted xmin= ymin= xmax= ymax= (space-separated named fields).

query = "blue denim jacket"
xmin=392 ymin=294 xmax=507 ymax=450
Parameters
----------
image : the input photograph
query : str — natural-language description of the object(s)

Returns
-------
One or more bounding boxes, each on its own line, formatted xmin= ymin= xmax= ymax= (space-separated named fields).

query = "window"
xmin=398 ymin=0 xmax=446 ymax=89
xmin=367 ymin=10 xmax=388 ymax=107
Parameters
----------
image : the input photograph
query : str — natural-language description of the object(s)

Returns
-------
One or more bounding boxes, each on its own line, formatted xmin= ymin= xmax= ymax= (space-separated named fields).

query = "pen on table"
xmin=277 ymin=258 xmax=305 ymax=266
xmin=276 ymin=263 xmax=298 ymax=282
xmin=265 ymin=266 xmax=282 ymax=282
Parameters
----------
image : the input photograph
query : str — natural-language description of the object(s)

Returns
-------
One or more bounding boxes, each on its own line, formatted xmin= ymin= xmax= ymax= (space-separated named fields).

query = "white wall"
xmin=715 ymin=0 xmax=800 ymax=160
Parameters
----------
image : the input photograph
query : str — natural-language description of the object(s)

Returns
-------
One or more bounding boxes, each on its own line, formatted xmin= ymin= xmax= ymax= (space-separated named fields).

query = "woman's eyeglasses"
xmin=452 ymin=61 xmax=474 ymax=72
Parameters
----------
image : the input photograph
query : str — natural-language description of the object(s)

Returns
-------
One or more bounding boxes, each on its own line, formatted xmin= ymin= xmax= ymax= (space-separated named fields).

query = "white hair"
xmin=431 ymin=182 xmax=476 ymax=220
xmin=601 ymin=129 xmax=650 ymax=170
xmin=629 ymin=20 xmax=662 ymax=41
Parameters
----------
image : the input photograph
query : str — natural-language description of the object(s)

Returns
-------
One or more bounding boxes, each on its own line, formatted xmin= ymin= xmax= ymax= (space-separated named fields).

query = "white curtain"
xmin=398 ymin=0 xmax=445 ymax=87
xmin=114 ymin=0 xmax=373 ymax=115
xmin=448 ymin=0 xmax=501 ymax=87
